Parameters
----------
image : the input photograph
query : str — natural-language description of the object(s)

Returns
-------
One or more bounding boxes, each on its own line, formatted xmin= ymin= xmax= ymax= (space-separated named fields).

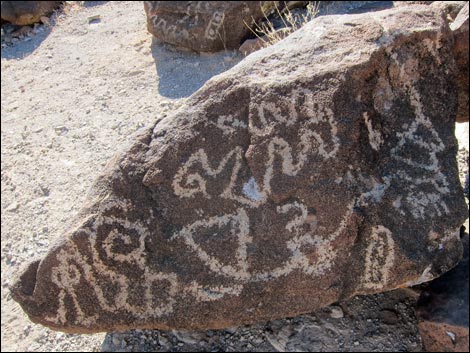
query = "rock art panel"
xmin=10 ymin=5 xmax=468 ymax=333
xmin=144 ymin=1 xmax=274 ymax=52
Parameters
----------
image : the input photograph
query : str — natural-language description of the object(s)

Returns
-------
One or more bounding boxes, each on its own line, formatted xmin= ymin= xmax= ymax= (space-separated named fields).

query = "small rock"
xmin=330 ymin=305 xmax=344 ymax=319
xmin=88 ymin=14 xmax=101 ymax=24
xmin=40 ymin=16 xmax=49 ymax=25
xmin=6 ymin=202 xmax=19 ymax=212
xmin=379 ymin=309 xmax=399 ymax=325
xmin=112 ymin=336 xmax=120 ymax=346
xmin=54 ymin=126 xmax=68 ymax=135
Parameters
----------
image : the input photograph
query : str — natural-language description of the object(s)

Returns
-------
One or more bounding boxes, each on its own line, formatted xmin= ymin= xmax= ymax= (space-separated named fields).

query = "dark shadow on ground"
xmin=1 ymin=24 xmax=52 ymax=60
xmin=318 ymin=1 xmax=393 ymax=16
xmin=151 ymin=38 xmax=243 ymax=99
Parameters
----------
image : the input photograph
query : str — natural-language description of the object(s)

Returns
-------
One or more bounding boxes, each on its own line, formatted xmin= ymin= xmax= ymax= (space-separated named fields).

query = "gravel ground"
xmin=1 ymin=2 xmax=468 ymax=352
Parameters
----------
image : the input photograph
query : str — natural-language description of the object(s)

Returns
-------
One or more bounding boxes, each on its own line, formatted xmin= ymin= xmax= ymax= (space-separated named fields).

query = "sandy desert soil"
xmin=1 ymin=1 xmax=468 ymax=352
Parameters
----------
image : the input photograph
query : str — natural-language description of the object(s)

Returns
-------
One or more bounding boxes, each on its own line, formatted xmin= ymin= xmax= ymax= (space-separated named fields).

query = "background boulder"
xmin=1 ymin=1 xmax=61 ymax=26
xmin=144 ymin=1 xmax=274 ymax=52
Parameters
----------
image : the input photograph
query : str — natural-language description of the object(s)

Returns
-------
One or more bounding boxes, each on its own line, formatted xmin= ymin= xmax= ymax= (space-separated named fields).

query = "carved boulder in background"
xmin=11 ymin=5 xmax=468 ymax=333
xmin=144 ymin=1 xmax=273 ymax=52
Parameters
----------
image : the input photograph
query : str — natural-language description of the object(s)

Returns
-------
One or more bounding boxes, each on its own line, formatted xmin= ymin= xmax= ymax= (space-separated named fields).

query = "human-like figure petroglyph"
xmin=362 ymin=225 xmax=395 ymax=290
xmin=385 ymin=51 xmax=450 ymax=219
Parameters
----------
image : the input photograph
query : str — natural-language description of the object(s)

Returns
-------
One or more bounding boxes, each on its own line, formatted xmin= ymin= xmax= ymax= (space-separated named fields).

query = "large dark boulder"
xmin=10 ymin=5 xmax=468 ymax=333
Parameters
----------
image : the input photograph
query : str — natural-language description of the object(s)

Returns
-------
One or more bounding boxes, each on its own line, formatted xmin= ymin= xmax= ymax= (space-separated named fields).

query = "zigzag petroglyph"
xmin=173 ymin=90 xmax=340 ymax=207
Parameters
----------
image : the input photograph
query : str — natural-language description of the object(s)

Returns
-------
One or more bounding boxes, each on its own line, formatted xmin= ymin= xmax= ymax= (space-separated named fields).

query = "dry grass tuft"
xmin=244 ymin=1 xmax=319 ymax=48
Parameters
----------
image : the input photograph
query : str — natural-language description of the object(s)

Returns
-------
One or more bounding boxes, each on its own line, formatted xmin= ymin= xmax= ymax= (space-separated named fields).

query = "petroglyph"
xmin=172 ymin=208 xmax=252 ymax=281
xmin=13 ymin=5 xmax=468 ymax=333
xmin=363 ymin=112 xmax=383 ymax=151
xmin=215 ymin=115 xmax=248 ymax=135
xmin=173 ymin=201 xmax=354 ymax=286
xmin=205 ymin=11 xmax=225 ymax=40
xmin=185 ymin=282 xmax=244 ymax=302
xmin=174 ymin=90 xmax=340 ymax=207
xmin=386 ymin=53 xmax=450 ymax=219
xmin=362 ymin=226 xmax=395 ymax=290
xmin=45 ymin=201 xmax=179 ymax=326
xmin=152 ymin=16 xmax=189 ymax=41
xmin=172 ymin=146 xmax=245 ymax=201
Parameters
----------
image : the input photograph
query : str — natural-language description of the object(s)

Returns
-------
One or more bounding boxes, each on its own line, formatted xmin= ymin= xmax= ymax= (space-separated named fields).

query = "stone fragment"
xmin=239 ymin=36 xmax=267 ymax=56
xmin=450 ymin=2 xmax=469 ymax=122
xmin=416 ymin=233 xmax=469 ymax=352
xmin=1 ymin=1 xmax=61 ymax=26
xmin=10 ymin=5 xmax=468 ymax=333
xmin=143 ymin=1 xmax=274 ymax=52
xmin=431 ymin=1 xmax=467 ymax=20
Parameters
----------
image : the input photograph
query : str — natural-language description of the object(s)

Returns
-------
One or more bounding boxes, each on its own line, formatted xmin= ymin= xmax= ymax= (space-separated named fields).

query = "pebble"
xmin=112 ymin=336 xmax=120 ymax=346
xmin=6 ymin=202 xmax=19 ymax=212
xmin=54 ymin=126 xmax=69 ymax=135
xmin=330 ymin=306 xmax=344 ymax=319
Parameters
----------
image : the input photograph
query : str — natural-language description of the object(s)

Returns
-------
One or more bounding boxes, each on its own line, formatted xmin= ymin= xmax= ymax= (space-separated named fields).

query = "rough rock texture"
xmin=10 ymin=5 xmax=468 ymax=333
xmin=1 ymin=1 xmax=61 ymax=26
xmin=431 ymin=1 xmax=468 ymax=20
xmin=239 ymin=36 xmax=266 ymax=56
xmin=450 ymin=2 xmax=469 ymax=123
xmin=144 ymin=1 xmax=273 ymax=52
xmin=416 ymin=233 xmax=469 ymax=352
